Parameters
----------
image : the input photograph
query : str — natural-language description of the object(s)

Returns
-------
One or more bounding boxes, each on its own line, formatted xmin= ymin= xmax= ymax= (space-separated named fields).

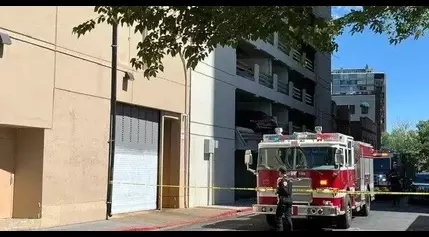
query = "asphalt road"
xmin=163 ymin=198 xmax=429 ymax=231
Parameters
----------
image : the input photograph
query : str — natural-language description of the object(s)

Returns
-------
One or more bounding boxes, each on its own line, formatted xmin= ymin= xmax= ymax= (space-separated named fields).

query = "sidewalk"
xmin=34 ymin=201 xmax=254 ymax=231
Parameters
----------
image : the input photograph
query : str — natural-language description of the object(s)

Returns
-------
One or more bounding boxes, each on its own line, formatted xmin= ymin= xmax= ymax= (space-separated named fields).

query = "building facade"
xmin=335 ymin=105 xmax=351 ymax=135
xmin=0 ymin=6 xmax=188 ymax=229
xmin=350 ymin=117 xmax=377 ymax=146
xmin=188 ymin=6 xmax=333 ymax=207
xmin=331 ymin=66 xmax=387 ymax=149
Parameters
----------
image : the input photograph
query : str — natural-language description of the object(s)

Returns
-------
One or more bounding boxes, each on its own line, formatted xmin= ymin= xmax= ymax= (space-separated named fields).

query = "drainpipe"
xmin=106 ymin=22 xmax=118 ymax=219
xmin=186 ymin=69 xmax=192 ymax=208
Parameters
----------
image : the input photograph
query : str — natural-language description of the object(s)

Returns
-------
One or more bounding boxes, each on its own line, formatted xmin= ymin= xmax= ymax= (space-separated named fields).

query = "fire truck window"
xmin=298 ymin=147 xmax=336 ymax=169
xmin=345 ymin=150 xmax=349 ymax=167
xmin=347 ymin=149 xmax=352 ymax=166
xmin=257 ymin=148 xmax=291 ymax=169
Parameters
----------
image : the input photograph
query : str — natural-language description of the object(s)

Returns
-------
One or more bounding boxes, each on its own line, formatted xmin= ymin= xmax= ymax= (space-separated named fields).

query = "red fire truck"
xmin=243 ymin=126 xmax=375 ymax=229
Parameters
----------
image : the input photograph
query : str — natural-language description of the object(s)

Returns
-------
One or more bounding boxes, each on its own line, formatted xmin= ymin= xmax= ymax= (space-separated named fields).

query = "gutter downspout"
xmin=106 ymin=22 xmax=118 ymax=219
xmin=186 ymin=68 xmax=192 ymax=208
xmin=179 ymin=50 xmax=192 ymax=209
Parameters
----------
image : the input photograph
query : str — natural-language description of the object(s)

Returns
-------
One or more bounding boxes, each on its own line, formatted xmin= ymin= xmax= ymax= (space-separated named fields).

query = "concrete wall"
xmin=0 ymin=6 xmax=186 ymax=227
xmin=315 ymin=52 xmax=333 ymax=130
xmin=332 ymin=95 xmax=376 ymax=122
xmin=189 ymin=47 xmax=236 ymax=206
xmin=313 ymin=6 xmax=332 ymax=131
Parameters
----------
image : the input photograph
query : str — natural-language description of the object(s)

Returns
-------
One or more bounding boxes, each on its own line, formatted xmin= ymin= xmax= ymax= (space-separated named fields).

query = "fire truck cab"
xmin=244 ymin=126 xmax=375 ymax=229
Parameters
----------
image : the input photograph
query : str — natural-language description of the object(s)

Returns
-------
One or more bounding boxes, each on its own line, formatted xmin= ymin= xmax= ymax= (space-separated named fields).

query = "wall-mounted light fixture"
xmin=121 ymin=72 xmax=135 ymax=91
xmin=124 ymin=72 xmax=135 ymax=81
xmin=0 ymin=31 xmax=12 ymax=58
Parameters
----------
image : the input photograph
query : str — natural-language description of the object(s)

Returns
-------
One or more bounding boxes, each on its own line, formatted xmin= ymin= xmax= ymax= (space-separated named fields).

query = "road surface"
xmin=164 ymin=198 xmax=429 ymax=231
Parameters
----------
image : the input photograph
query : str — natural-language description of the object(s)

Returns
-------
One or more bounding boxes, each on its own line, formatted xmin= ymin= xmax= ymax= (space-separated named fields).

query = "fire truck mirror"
xmin=244 ymin=150 xmax=253 ymax=165
xmin=335 ymin=149 xmax=344 ymax=166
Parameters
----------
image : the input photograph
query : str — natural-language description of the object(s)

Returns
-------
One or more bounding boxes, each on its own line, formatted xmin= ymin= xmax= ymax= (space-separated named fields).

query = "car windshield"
xmin=374 ymin=158 xmax=391 ymax=173
xmin=415 ymin=174 xmax=429 ymax=184
xmin=257 ymin=146 xmax=337 ymax=170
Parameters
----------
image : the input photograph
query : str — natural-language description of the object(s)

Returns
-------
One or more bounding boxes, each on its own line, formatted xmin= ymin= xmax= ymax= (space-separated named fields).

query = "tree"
xmin=381 ymin=121 xmax=420 ymax=169
xmin=337 ymin=6 xmax=429 ymax=45
xmin=72 ymin=6 xmax=340 ymax=78
xmin=416 ymin=120 xmax=429 ymax=171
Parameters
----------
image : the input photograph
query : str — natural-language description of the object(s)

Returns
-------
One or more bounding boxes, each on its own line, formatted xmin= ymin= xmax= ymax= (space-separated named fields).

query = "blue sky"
xmin=331 ymin=6 xmax=429 ymax=132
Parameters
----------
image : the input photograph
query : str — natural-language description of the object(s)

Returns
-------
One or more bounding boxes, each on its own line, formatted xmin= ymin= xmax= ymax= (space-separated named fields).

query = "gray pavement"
xmin=163 ymin=198 xmax=429 ymax=231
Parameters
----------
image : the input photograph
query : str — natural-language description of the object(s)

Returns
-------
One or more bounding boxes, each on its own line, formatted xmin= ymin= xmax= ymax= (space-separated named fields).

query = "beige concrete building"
xmin=0 ymin=6 xmax=189 ymax=229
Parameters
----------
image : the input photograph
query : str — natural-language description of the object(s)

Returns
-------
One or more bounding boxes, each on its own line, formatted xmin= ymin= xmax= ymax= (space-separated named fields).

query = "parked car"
xmin=408 ymin=172 xmax=429 ymax=204
xmin=236 ymin=110 xmax=278 ymax=134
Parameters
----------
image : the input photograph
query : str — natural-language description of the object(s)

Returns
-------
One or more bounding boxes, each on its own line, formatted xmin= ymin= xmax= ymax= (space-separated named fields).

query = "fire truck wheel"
xmin=360 ymin=195 xmax=371 ymax=216
xmin=336 ymin=195 xmax=352 ymax=229
xmin=265 ymin=214 xmax=277 ymax=228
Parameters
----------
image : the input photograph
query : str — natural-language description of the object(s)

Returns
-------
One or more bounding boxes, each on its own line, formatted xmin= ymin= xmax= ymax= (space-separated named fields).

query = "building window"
xmin=361 ymin=106 xmax=369 ymax=114
xmin=349 ymin=105 xmax=355 ymax=114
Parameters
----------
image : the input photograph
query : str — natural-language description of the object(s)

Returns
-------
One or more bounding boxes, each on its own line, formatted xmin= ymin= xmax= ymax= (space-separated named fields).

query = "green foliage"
xmin=337 ymin=6 xmax=429 ymax=45
xmin=382 ymin=120 xmax=429 ymax=171
xmin=416 ymin=120 xmax=429 ymax=171
xmin=72 ymin=6 xmax=341 ymax=78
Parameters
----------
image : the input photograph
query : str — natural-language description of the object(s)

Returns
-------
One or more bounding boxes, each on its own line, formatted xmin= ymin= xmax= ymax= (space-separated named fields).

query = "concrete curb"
xmin=114 ymin=207 xmax=253 ymax=231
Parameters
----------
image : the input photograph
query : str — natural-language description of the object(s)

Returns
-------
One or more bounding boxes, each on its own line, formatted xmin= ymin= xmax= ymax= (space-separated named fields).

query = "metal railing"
xmin=291 ymin=49 xmax=301 ymax=62
xmin=277 ymin=80 xmax=288 ymax=95
xmin=290 ymin=49 xmax=314 ymax=72
xmin=236 ymin=60 xmax=254 ymax=80
xmin=304 ymin=57 xmax=314 ymax=72
xmin=278 ymin=41 xmax=289 ymax=55
xmin=305 ymin=93 xmax=313 ymax=105
xmin=292 ymin=87 xmax=302 ymax=101
xmin=259 ymin=72 xmax=274 ymax=89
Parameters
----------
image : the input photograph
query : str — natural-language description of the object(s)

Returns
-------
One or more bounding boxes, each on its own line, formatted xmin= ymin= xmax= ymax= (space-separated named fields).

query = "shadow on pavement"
xmin=406 ymin=215 xmax=429 ymax=231
xmin=371 ymin=197 xmax=429 ymax=214
xmin=200 ymin=214 xmax=331 ymax=231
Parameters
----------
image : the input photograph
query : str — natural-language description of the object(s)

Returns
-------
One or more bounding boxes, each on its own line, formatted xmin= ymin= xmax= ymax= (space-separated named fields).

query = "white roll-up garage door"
xmin=111 ymin=103 xmax=160 ymax=214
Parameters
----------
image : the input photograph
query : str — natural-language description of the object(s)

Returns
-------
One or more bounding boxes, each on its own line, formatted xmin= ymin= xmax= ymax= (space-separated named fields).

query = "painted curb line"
xmin=114 ymin=207 xmax=253 ymax=231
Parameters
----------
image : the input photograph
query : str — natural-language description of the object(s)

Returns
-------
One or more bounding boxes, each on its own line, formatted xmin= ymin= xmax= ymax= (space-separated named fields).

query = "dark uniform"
xmin=275 ymin=168 xmax=293 ymax=231
xmin=388 ymin=169 xmax=401 ymax=207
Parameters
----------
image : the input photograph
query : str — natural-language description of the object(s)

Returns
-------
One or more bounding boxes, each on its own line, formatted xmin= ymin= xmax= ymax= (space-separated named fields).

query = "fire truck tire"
xmin=266 ymin=214 xmax=277 ymax=228
xmin=336 ymin=195 xmax=352 ymax=229
xmin=360 ymin=195 xmax=371 ymax=216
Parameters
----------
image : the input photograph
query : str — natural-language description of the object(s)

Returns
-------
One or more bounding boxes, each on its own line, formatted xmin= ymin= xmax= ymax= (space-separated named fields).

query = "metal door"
xmin=111 ymin=103 xmax=160 ymax=214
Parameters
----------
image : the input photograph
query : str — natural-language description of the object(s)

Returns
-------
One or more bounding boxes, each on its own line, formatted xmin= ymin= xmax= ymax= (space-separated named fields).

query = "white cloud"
xmin=331 ymin=6 xmax=363 ymax=19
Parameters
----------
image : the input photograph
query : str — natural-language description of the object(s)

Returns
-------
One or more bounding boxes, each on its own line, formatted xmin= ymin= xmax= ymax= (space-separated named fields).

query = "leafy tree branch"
xmin=72 ymin=6 xmax=340 ymax=78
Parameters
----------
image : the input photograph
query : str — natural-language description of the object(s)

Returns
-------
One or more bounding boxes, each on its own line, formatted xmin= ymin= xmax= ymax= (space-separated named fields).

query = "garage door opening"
xmin=0 ymin=127 xmax=43 ymax=220
xmin=111 ymin=103 xmax=160 ymax=215
xmin=159 ymin=114 xmax=182 ymax=209
xmin=234 ymin=89 xmax=275 ymax=201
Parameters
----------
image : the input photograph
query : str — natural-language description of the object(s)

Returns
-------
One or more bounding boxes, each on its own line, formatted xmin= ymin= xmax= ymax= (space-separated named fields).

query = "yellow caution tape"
xmin=110 ymin=181 xmax=429 ymax=196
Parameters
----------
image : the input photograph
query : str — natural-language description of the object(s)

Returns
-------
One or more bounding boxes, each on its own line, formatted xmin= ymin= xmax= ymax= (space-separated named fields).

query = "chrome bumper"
xmin=253 ymin=204 xmax=343 ymax=217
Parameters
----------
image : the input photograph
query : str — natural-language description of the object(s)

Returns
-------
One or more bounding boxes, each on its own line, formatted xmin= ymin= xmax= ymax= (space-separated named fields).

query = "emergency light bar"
xmin=373 ymin=152 xmax=389 ymax=157
xmin=262 ymin=127 xmax=342 ymax=142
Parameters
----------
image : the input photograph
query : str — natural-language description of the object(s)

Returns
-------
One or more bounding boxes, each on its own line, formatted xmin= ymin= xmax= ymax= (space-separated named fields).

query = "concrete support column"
xmin=289 ymin=81 xmax=294 ymax=97
xmin=302 ymin=88 xmax=307 ymax=103
xmin=274 ymin=32 xmax=279 ymax=49
xmin=273 ymin=74 xmax=278 ymax=92
xmin=254 ymin=64 xmax=259 ymax=83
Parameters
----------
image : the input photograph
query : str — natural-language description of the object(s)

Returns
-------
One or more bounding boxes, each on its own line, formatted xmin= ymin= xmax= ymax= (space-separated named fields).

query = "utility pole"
xmin=106 ymin=22 xmax=118 ymax=219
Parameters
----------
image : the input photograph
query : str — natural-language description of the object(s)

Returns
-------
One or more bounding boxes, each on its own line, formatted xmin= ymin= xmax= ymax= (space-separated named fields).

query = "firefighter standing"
xmin=275 ymin=166 xmax=293 ymax=231
xmin=388 ymin=166 xmax=402 ymax=207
